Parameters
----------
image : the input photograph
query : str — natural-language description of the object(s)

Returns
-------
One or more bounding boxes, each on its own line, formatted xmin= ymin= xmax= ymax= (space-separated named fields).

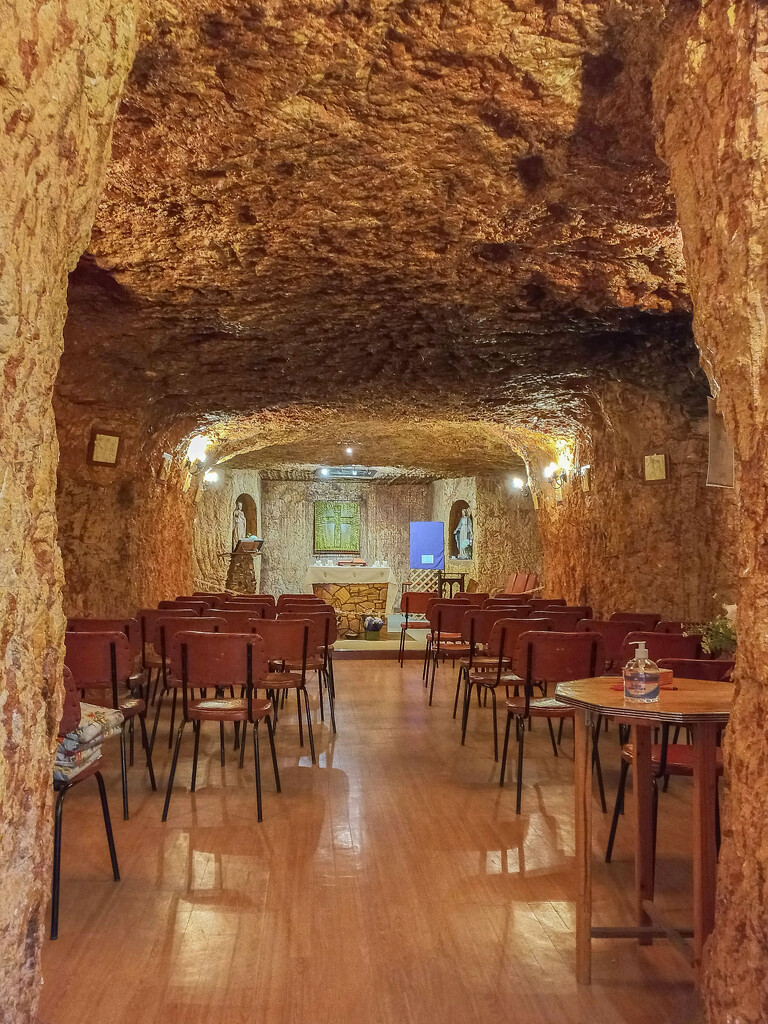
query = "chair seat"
xmin=53 ymin=757 xmax=103 ymax=790
xmin=622 ymin=743 xmax=724 ymax=776
xmin=462 ymin=655 xmax=511 ymax=670
xmin=188 ymin=697 xmax=272 ymax=722
xmin=468 ymin=667 xmax=519 ymax=686
xmin=95 ymin=695 xmax=143 ymax=719
xmin=505 ymin=696 xmax=573 ymax=718
xmin=284 ymin=656 xmax=324 ymax=671
xmin=435 ymin=643 xmax=471 ymax=658
xmin=266 ymin=672 xmax=304 ymax=689
xmin=401 ymin=621 xmax=431 ymax=630
xmin=431 ymin=631 xmax=462 ymax=641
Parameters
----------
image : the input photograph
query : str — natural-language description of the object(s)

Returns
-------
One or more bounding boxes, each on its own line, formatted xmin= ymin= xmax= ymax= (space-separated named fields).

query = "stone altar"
xmin=304 ymin=566 xmax=394 ymax=634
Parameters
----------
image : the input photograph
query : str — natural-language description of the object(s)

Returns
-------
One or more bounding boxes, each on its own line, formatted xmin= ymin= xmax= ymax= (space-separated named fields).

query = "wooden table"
xmin=555 ymin=676 xmax=732 ymax=984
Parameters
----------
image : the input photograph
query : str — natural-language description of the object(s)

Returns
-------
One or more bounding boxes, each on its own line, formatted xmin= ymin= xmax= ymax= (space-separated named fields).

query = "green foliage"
xmin=687 ymin=615 xmax=737 ymax=656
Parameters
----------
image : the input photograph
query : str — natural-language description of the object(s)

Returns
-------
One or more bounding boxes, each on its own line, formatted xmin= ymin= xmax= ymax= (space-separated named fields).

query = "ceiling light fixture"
xmin=345 ymin=446 xmax=353 ymax=455
xmin=512 ymin=477 xmax=525 ymax=490
xmin=320 ymin=467 xmax=329 ymax=476
xmin=203 ymin=470 xmax=218 ymax=483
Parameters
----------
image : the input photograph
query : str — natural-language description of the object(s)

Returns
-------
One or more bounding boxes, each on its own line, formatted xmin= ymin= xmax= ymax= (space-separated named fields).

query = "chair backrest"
xmin=427 ymin=601 xmax=471 ymax=636
xmin=214 ymin=609 xmax=268 ymax=633
xmin=222 ymin=598 xmax=276 ymax=619
xmin=460 ymin=608 xmax=508 ymax=646
xmin=621 ymin=631 xmax=703 ymax=663
xmin=487 ymin=616 xmax=552 ymax=660
xmin=654 ymin=620 xmax=686 ymax=634
xmin=576 ymin=619 xmax=646 ymax=662
xmin=657 ymin=658 xmax=734 ymax=682
xmin=66 ymin=617 xmax=141 ymax=662
xmin=280 ymin=599 xmax=332 ymax=614
xmin=513 ymin=630 xmax=604 ymax=687
xmin=191 ymin=593 xmax=227 ymax=607
xmin=158 ymin=599 xmax=208 ymax=615
xmin=64 ymin=631 xmax=133 ymax=708
xmin=59 ymin=666 xmax=82 ymax=737
xmin=154 ymin=617 xmax=225 ymax=674
xmin=222 ymin=593 xmax=275 ymax=604
xmin=487 ymin=594 xmax=529 ymax=606
xmin=507 ymin=572 xmax=527 ymax=594
xmin=400 ymin=590 xmax=434 ymax=617
xmin=543 ymin=609 xmax=589 ymax=631
xmin=481 ymin=601 xmax=531 ymax=617
xmin=562 ymin=605 xmax=593 ymax=618
xmin=276 ymin=593 xmax=323 ymax=610
xmin=530 ymin=598 xmax=567 ymax=609
xmin=170 ymin=632 xmax=269 ymax=719
xmin=282 ymin=608 xmax=337 ymax=648
xmin=456 ymin=592 xmax=489 ymax=607
xmin=610 ymin=611 xmax=661 ymax=630
xmin=138 ymin=607 xmax=198 ymax=664
xmin=250 ymin=618 xmax=310 ymax=666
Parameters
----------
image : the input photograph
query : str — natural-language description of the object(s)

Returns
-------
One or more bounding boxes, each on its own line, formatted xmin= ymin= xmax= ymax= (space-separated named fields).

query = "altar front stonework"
xmin=304 ymin=566 xmax=394 ymax=634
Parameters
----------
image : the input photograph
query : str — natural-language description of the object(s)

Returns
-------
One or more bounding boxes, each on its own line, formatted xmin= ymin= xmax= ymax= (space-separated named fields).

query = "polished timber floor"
xmin=40 ymin=661 xmax=702 ymax=1024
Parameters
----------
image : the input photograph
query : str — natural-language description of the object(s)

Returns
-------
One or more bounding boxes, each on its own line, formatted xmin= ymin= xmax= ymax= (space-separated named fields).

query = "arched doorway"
xmin=448 ymin=499 xmax=473 ymax=559
xmin=235 ymin=492 xmax=259 ymax=536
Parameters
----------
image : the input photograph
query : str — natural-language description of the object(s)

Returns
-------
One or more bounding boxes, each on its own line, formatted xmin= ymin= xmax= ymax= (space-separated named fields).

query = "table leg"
xmin=575 ymin=709 xmax=592 ymax=983
xmin=692 ymin=722 xmax=718 ymax=973
xmin=633 ymin=724 xmax=654 ymax=944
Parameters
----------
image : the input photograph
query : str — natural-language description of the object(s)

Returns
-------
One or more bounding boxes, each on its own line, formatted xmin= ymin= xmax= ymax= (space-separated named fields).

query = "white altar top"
xmin=304 ymin=566 xmax=395 ymax=611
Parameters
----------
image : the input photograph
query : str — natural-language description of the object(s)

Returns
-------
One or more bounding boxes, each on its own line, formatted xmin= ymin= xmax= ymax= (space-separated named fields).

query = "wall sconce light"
xmin=511 ymin=476 xmax=531 ymax=495
xmin=543 ymin=461 xmax=568 ymax=486
xmin=186 ymin=434 xmax=211 ymax=472
xmin=203 ymin=469 xmax=219 ymax=483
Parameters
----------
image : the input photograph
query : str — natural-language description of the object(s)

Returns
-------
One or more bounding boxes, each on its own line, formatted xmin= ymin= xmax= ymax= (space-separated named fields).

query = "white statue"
xmin=454 ymin=509 xmax=473 ymax=559
xmin=232 ymin=500 xmax=247 ymax=551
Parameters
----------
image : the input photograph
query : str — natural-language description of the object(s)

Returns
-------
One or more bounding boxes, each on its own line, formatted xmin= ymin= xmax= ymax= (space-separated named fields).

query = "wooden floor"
xmin=40 ymin=661 xmax=702 ymax=1023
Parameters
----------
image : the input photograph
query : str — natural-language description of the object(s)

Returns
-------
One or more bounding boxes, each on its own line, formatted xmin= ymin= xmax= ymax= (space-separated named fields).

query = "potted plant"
xmin=688 ymin=607 xmax=737 ymax=657
xmin=362 ymin=613 xmax=386 ymax=641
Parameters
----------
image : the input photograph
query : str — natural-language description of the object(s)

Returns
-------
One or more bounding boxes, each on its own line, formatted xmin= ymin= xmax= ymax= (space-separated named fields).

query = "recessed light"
xmin=512 ymin=477 xmax=524 ymax=490
xmin=204 ymin=469 xmax=218 ymax=482
xmin=345 ymin=446 xmax=353 ymax=455
xmin=320 ymin=467 xmax=329 ymax=476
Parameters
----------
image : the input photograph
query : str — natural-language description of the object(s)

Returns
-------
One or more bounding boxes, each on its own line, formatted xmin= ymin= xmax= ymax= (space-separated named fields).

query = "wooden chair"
xmin=620 ymin=631 xmax=703 ymax=663
xmin=398 ymin=590 xmax=437 ymax=667
xmin=425 ymin=602 xmax=472 ymax=706
xmin=64 ymin=631 xmax=157 ymax=819
xmin=278 ymin=610 xmax=337 ymax=732
xmin=452 ymin=608 xmax=511 ymax=718
xmin=499 ymin=631 xmax=604 ymax=813
xmin=530 ymin=598 xmax=567 ymax=610
xmin=222 ymin=598 xmax=276 ymax=619
xmin=460 ymin=616 xmax=553 ymax=760
xmin=162 ymin=632 xmax=279 ymax=822
xmin=150 ymin=616 xmax=226 ymax=752
xmin=276 ymin=594 xmax=324 ymax=611
xmin=248 ymin=618 xmax=317 ymax=762
xmin=542 ymin=609 xmax=591 ymax=631
xmin=51 ymin=667 xmax=120 ymax=940
xmin=215 ymin=609 xmax=269 ymax=633
xmin=457 ymin=592 xmax=490 ymax=607
xmin=657 ymin=658 xmax=734 ymax=681
xmin=610 ymin=611 xmax=661 ymax=630
xmin=158 ymin=599 xmax=209 ymax=615
xmin=577 ymin=618 xmax=646 ymax=671
xmin=481 ymin=600 xmax=531 ymax=616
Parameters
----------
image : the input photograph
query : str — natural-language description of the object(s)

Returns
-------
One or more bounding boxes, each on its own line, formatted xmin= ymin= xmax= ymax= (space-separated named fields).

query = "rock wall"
xmin=0 ymin=0 xmax=137 ymax=1016
xmin=430 ymin=477 xmax=478 ymax=582
xmin=257 ymin=477 xmax=431 ymax=603
xmin=192 ymin=468 xmax=262 ymax=593
xmin=534 ymin=385 xmax=737 ymax=621
xmin=474 ymin=476 xmax=542 ymax=594
xmin=56 ymin=402 xmax=198 ymax=616
xmin=655 ymin=5 xmax=768 ymax=1019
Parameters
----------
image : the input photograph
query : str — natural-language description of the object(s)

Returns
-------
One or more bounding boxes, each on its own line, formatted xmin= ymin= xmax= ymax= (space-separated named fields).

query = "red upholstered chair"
xmin=620 ymin=631 xmax=703 ymax=663
xmin=425 ymin=601 xmax=472 ymax=706
xmin=50 ymin=666 xmax=120 ymax=940
xmin=577 ymin=619 xmax=646 ymax=671
xmin=657 ymin=657 xmax=734 ymax=681
xmin=162 ymin=632 xmax=279 ymax=822
xmin=610 ymin=611 xmax=661 ymax=630
xmin=499 ymin=631 xmax=604 ymax=813
xmin=64 ymin=631 xmax=157 ymax=819
xmin=459 ymin=617 xmax=553 ymax=759
xmin=137 ymin=607 xmax=198 ymax=689
xmin=276 ymin=594 xmax=324 ymax=611
xmin=278 ymin=610 xmax=337 ymax=732
xmin=398 ymin=590 xmax=434 ymax=666
xmin=66 ymin=617 xmax=142 ymax=665
xmin=158 ymin=599 xmax=209 ymax=615
xmin=150 ymin=616 xmax=226 ymax=751
xmin=249 ymin=618 xmax=317 ymax=762
xmin=530 ymin=598 xmax=567 ymax=610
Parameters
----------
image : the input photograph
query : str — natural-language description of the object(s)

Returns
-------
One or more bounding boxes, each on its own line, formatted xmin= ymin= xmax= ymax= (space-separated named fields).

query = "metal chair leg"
xmin=150 ymin=688 xmax=165 ymax=754
xmin=318 ymin=671 xmax=325 ymax=722
xmin=50 ymin=786 xmax=68 ymax=940
xmin=428 ymin=651 xmax=438 ymax=706
xmin=266 ymin=715 xmax=281 ymax=791
xmin=168 ymin=689 xmax=177 ymax=749
xmin=453 ymin=666 xmax=464 ymax=719
xmin=326 ymin=670 xmax=337 ymax=733
xmin=546 ymin=716 xmax=558 ymax=757
xmin=253 ymin=720 xmax=263 ymax=822
xmin=239 ymin=721 xmax=249 ymax=769
xmin=491 ymin=688 xmax=499 ymax=762
xmin=296 ymin=689 xmax=304 ymax=746
xmin=95 ymin=770 xmax=120 ymax=882
xmin=191 ymin=720 xmax=201 ymax=791
xmin=138 ymin=711 xmax=157 ymax=791
xmin=605 ymin=758 xmax=629 ymax=862
xmin=162 ymin=720 xmax=186 ymax=822
xmin=499 ymin=713 xmax=513 ymax=787
xmin=119 ymin=728 xmax=129 ymax=820
xmin=219 ymin=721 xmax=226 ymax=767
xmin=460 ymin=679 xmax=472 ymax=746
xmin=302 ymin=687 xmax=316 ymax=763
xmin=592 ymin=719 xmax=607 ymax=813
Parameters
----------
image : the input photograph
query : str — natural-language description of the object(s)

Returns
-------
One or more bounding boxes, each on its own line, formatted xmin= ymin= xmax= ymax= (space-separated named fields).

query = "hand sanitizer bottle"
xmin=623 ymin=640 xmax=660 ymax=702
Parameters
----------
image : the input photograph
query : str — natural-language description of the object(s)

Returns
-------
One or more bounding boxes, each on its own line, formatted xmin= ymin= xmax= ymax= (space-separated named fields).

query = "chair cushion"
xmin=401 ymin=622 xmax=431 ymax=630
xmin=118 ymin=696 xmax=145 ymax=718
xmin=188 ymin=697 xmax=272 ymax=721
xmin=505 ymin=696 xmax=574 ymax=717
xmin=468 ymin=669 xmax=520 ymax=686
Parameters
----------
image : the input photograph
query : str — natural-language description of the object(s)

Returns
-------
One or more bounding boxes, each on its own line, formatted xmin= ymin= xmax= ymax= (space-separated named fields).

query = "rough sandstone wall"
xmin=258 ymin=478 xmax=431 ymax=604
xmin=56 ymin=401 xmax=197 ymax=616
xmin=430 ymin=477 xmax=478 ymax=582
xmin=655 ymin=4 xmax=768 ymax=1019
xmin=0 ymin=1 xmax=138 ymax=1017
xmin=192 ymin=468 xmax=262 ymax=593
xmin=535 ymin=386 xmax=737 ymax=621
xmin=474 ymin=476 xmax=542 ymax=594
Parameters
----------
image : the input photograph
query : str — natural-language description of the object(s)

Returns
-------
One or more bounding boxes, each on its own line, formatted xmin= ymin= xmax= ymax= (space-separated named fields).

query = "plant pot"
xmin=364 ymin=629 xmax=382 ymax=641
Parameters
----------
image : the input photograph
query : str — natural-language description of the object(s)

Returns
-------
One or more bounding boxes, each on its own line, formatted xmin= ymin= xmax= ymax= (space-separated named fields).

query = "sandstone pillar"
xmin=655 ymin=3 xmax=768 ymax=1019
xmin=0 ymin=2 xmax=137 ymax=1016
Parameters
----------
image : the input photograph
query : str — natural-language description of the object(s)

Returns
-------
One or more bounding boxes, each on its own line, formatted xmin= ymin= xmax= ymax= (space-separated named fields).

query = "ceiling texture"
xmin=59 ymin=0 xmax=705 ymax=473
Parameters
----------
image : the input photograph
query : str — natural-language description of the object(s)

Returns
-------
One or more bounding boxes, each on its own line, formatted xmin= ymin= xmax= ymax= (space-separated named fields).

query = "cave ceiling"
xmin=60 ymin=0 xmax=707 ymax=438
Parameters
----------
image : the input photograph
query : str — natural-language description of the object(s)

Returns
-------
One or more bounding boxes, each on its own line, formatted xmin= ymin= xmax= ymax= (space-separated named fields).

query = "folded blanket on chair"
xmin=59 ymin=703 xmax=124 ymax=753
xmin=53 ymin=745 xmax=102 ymax=782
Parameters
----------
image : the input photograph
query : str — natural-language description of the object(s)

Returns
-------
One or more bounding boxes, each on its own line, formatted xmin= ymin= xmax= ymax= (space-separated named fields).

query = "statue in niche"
xmin=453 ymin=508 xmax=474 ymax=559
xmin=232 ymin=500 xmax=247 ymax=551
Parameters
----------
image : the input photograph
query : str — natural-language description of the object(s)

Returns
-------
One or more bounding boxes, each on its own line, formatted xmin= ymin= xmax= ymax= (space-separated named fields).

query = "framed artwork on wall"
xmin=88 ymin=429 xmax=121 ymax=466
xmin=643 ymin=453 xmax=668 ymax=482
xmin=314 ymin=500 xmax=361 ymax=554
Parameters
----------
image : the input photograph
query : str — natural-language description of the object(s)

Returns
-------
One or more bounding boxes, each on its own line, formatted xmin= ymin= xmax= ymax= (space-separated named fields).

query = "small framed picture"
xmin=88 ymin=429 xmax=121 ymax=466
xmin=644 ymin=453 xmax=668 ymax=482
xmin=581 ymin=466 xmax=591 ymax=492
